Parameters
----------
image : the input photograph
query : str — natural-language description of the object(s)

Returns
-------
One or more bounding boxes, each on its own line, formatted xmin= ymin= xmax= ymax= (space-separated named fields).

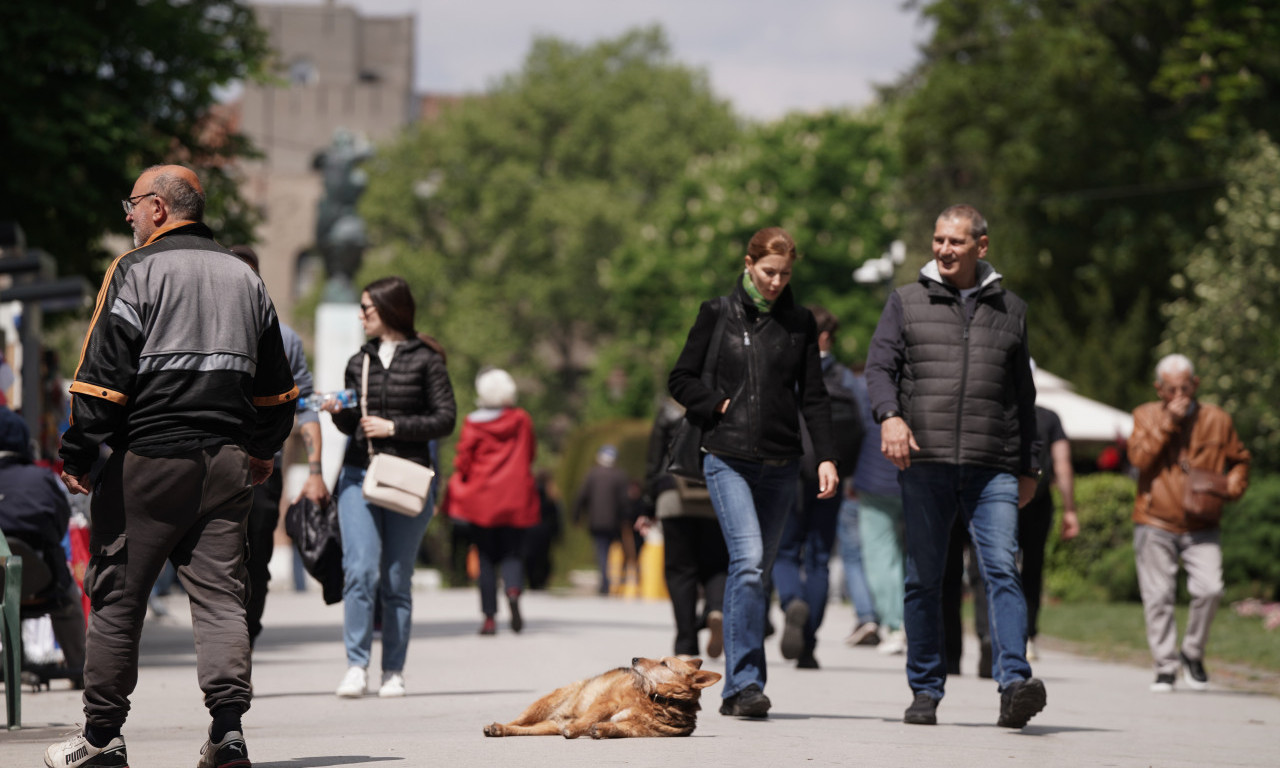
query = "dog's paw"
xmin=588 ymin=724 xmax=605 ymax=739
xmin=483 ymin=723 xmax=505 ymax=737
xmin=561 ymin=727 xmax=582 ymax=739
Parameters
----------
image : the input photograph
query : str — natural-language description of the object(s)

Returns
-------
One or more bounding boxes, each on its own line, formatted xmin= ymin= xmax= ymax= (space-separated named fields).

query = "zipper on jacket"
xmin=744 ymin=322 xmax=759 ymax=457
xmin=955 ymin=298 xmax=971 ymax=465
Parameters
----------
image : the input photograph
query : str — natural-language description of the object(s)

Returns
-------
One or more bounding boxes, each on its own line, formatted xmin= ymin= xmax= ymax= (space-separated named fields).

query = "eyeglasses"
xmin=121 ymin=192 xmax=157 ymax=214
xmin=360 ymin=303 xmax=376 ymax=316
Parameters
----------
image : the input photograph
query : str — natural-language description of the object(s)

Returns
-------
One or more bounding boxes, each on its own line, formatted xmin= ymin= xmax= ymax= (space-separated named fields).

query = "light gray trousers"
xmin=1134 ymin=524 xmax=1224 ymax=675
xmin=83 ymin=444 xmax=253 ymax=729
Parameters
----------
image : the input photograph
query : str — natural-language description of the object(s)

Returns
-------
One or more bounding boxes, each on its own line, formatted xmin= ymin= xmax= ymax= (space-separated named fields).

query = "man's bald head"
xmin=140 ymin=164 xmax=205 ymax=220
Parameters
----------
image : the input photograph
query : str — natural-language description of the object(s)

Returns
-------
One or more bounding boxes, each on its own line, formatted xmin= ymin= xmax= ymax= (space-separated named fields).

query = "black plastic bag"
xmin=284 ymin=495 xmax=344 ymax=605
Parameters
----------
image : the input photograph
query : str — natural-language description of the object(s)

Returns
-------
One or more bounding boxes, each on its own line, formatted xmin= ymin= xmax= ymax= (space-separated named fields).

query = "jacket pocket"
xmin=84 ymin=533 xmax=128 ymax=610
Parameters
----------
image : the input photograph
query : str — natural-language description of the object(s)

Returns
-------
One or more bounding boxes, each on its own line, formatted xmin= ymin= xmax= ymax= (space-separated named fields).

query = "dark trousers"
xmin=245 ymin=461 xmax=283 ymax=645
xmin=470 ymin=525 xmax=525 ymax=617
xmin=663 ymin=515 xmax=729 ymax=656
xmin=84 ymin=445 xmax=253 ymax=729
xmin=1018 ymin=494 xmax=1053 ymax=638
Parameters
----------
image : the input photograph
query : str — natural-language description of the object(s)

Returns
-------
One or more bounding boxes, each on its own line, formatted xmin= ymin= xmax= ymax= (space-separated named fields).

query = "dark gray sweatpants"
xmin=82 ymin=444 xmax=254 ymax=729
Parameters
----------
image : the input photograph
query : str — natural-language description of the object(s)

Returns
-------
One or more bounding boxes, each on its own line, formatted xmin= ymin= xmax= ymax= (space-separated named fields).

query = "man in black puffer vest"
xmin=866 ymin=205 xmax=1044 ymax=730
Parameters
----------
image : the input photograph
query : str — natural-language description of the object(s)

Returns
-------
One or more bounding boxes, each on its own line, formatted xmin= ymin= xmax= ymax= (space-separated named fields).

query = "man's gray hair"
xmin=938 ymin=204 xmax=987 ymax=239
xmin=1155 ymin=353 xmax=1194 ymax=382
xmin=145 ymin=165 xmax=205 ymax=222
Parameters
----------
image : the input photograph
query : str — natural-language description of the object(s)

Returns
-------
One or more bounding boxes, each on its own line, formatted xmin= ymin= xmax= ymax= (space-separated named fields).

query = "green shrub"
xmin=1220 ymin=473 xmax=1280 ymax=601
xmin=1043 ymin=472 xmax=1136 ymax=602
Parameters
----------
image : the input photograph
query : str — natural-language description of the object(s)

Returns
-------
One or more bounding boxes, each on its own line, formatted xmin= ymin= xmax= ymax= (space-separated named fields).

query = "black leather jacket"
xmin=668 ymin=281 xmax=836 ymax=466
xmin=333 ymin=337 xmax=457 ymax=470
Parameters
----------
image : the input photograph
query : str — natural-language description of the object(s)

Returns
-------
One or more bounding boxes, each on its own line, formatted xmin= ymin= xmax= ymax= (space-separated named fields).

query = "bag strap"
xmin=361 ymin=353 xmax=374 ymax=459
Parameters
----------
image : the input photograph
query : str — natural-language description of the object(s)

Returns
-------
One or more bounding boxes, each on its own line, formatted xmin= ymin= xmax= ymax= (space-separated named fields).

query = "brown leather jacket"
xmin=1128 ymin=401 xmax=1250 ymax=533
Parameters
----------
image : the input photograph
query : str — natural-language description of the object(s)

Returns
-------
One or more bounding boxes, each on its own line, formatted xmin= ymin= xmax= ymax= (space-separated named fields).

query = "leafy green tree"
xmin=887 ymin=0 xmax=1280 ymax=408
xmin=1158 ymin=132 xmax=1280 ymax=470
xmin=0 ymin=2 xmax=269 ymax=277
xmin=359 ymin=27 xmax=738 ymax=441
xmin=609 ymin=107 xmax=902 ymax=402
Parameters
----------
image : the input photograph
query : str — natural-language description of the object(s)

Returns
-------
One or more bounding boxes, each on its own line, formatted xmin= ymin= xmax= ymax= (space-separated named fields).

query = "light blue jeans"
xmin=836 ymin=495 xmax=879 ymax=627
xmin=704 ymin=452 xmax=798 ymax=699
xmin=901 ymin=463 xmax=1030 ymax=698
xmin=336 ymin=465 xmax=435 ymax=671
xmin=857 ymin=491 xmax=904 ymax=631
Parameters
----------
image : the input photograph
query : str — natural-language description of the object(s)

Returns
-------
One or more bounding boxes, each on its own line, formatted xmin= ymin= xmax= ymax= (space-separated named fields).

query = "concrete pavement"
xmin=3 ymin=584 xmax=1276 ymax=767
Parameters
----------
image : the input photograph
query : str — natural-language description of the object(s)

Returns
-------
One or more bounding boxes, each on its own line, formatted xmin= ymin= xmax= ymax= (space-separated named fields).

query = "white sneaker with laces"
xmin=379 ymin=671 xmax=406 ymax=698
xmin=336 ymin=666 xmax=368 ymax=698
xmin=877 ymin=628 xmax=907 ymax=656
xmin=44 ymin=731 xmax=128 ymax=768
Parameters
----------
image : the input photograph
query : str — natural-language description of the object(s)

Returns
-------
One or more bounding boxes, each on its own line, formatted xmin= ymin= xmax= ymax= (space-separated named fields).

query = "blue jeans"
xmin=336 ymin=465 xmax=435 ymax=671
xmin=836 ymin=495 xmax=879 ymax=626
xmin=857 ymin=491 xmax=904 ymax=631
xmin=900 ymin=464 xmax=1030 ymax=698
xmin=773 ymin=481 xmax=841 ymax=654
xmin=704 ymin=453 xmax=798 ymax=698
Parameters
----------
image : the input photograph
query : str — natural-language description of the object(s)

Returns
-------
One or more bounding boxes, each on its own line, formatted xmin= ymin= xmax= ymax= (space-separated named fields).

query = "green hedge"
xmin=1043 ymin=471 xmax=1280 ymax=603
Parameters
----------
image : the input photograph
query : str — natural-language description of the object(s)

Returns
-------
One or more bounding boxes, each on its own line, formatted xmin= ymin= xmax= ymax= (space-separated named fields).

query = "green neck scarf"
xmin=743 ymin=270 xmax=772 ymax=313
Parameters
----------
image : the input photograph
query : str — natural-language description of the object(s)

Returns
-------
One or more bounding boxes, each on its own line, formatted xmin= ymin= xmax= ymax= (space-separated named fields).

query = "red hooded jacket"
xmin=445 ymin=407 xmax=539 ymax=528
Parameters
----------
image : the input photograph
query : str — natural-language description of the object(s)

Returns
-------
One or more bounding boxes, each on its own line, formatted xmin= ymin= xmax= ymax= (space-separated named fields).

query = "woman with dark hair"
xmin=668 ymin=226 xmax=839 ymax=718
xmin=328 ymin=276 xmax=456 ymax=699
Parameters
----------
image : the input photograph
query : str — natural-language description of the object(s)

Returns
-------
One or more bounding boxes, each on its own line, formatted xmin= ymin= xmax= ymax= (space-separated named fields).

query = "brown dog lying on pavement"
xmin=483 ymin=656 xmax=722 ymax=739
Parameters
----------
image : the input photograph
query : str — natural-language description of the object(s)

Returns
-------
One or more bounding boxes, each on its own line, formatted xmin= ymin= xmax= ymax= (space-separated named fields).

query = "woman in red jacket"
xmin=446 ymin=368 xmax=540 ymax=635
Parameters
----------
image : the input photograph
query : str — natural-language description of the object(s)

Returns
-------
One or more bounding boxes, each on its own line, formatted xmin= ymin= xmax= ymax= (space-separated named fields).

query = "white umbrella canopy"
xmin=1033 ymin=368 xmax=1134 ymax=444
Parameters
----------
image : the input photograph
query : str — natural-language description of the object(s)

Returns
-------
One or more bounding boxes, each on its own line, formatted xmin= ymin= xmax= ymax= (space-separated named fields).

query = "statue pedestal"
xmin=315 ymin=302 xmax=366 ymax=488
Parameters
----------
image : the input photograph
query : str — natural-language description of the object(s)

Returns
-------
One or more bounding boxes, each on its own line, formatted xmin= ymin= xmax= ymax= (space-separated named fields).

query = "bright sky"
xmin=263 ymin=0 xmax=931 ymax=121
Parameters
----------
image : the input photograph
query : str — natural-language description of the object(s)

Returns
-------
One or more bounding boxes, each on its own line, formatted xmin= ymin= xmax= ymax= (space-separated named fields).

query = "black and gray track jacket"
xmin=60 ymin=221 xmax=298 ymax=476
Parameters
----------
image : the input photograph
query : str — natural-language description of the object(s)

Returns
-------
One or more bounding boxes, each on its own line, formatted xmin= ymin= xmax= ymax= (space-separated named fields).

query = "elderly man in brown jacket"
xmin=1128 ymin=353 xmax=1249 ymax=694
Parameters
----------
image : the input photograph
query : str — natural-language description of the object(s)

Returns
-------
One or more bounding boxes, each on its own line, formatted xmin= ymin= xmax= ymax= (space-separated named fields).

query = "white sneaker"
xmin=877 ymin=628 xmax=907 ymax=656
xmin=378 ymin=671 xmax=406 ymax=698
xmin=1026 ymin=638 xmax=1039 ymax=661
xmin=336 ymin=666 xmax=368 ymax=698
xmin=44 ymin=731 xmax=128 ymax=768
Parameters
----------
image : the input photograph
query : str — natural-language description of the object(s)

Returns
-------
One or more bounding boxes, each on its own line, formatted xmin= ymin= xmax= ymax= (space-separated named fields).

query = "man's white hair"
xmin=475 ymin=368 xmax=517 ymax=408
xmin=1155 ymin=353 xmax=1194 ymax=382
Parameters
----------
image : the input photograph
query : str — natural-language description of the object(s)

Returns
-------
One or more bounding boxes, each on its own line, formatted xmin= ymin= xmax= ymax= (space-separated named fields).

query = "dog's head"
xmin=631 ymin=656 xmax=722 ymax=703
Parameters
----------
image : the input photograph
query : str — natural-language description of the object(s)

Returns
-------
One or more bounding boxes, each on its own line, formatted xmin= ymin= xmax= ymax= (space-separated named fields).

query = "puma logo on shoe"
xmin=66 ymin=745 xmax=88 ymax=764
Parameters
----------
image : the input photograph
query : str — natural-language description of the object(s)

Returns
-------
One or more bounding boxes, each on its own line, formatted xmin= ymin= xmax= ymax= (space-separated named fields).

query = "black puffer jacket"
xmin=668 ymin=281 xmax=836 ymax=466
xmin=333 ymin=337 xmax=456 ymax=470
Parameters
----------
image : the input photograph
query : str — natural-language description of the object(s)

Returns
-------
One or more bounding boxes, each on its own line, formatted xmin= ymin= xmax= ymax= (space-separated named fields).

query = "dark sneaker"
xmin=507 ymin=590 xmax=524 ymax=634
xmin=796 ymin=652 xmax=820 ymax=669
xmin=998 ymin=677 xmax=1047 ymax=729
xmin=1150 ymin=672 xmax=1176 ymax=693
xmin=43 ymin=732 xmax=128 ymax=768
xmin=719 ymin=684 xmax=771 ymax=718
xmin=845 ymin=621 xmax=880 ymax=647
xmin=197 ymin=729 xmax=250 ymax=768
xmin=1180 ymin=651 xmax=1208 ymax=691
xmin=705 ymin=610 xmax=724 ymax=659
xmin=780 ymin=600 xmax=810 ymax=660
xmin=479 ymin=616 xmax=496 ymax=636
xmin=903 ymin=692 xmax=938 ymax=725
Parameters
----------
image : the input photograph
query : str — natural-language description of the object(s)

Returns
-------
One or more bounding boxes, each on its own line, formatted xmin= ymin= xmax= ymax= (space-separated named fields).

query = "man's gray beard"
xmin=132 ymin=230 xmax=143 ymax=248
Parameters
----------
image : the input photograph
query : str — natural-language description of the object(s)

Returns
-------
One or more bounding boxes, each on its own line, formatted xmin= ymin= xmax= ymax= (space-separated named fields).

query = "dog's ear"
xmin=685 ymin=657 xmax=703 ymax=670
xmin=691 ymin=670 xmax=722 ymax=689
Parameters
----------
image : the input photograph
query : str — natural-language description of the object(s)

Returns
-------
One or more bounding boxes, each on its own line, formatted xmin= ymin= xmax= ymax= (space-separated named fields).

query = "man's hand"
xmin=634 ymin=515 xmax=654 ymax=537
xmin=880 ymin=417 xmax=919 ymax=470
xmin=300 ymin=473 xmax=330 ymax=506
xmin=1165 ymin=392 xmax=1193 ymax=422
xmin=249 ymin=457 xmax=275 ymax=486
xmin=61 ymin=471 xmax=91 ymax=495
xmin=816 ymin=461 xmax=840 ymax=499
xmin=1017 ymin=475 xmax=1038 ymax=508
xmin=1060 ymin=509 xmax=1080 ymax=540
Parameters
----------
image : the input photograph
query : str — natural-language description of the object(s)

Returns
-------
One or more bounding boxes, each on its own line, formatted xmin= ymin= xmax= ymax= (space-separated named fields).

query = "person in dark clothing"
xmin=47 ymin=165 xmax=299 ymax=768
xmin=0 ymin=407 xmax=85 ymax=685
xmin=866 ymin=204 xmax=1044 ymax=730
xmin=329 ymin=276 xmax=456 ymax=700
xmin=574 ymin=445 xmax=631 ymax=595
xmin=523 ymin=471 xmax=563 ymax=590
xmin=635 ymin=398 xmax=729 ymax=658
xmin=669 ymin=226 xmax=838 ymax=719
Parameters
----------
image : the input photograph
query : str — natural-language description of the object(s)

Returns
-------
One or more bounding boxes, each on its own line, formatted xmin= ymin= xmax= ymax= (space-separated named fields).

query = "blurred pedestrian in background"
xmin=574 ymin=444 xmax=630 ymax=595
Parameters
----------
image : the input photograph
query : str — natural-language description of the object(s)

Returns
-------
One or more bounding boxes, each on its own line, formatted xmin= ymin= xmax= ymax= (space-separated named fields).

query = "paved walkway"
xmin=3 ymin=585 xmax=1276 ymax=767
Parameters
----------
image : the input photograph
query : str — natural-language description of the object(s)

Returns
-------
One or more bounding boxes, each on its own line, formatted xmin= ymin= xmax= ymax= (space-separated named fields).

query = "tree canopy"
xmin=359 ymin=27 xmax=739 ymax=441
xmin=0 ymin=2 xmax=269 ymax=277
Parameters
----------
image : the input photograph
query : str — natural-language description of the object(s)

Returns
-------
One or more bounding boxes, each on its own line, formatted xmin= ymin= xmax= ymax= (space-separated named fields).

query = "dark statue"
xmin=313 ymin=128 xmax=373 ymax=302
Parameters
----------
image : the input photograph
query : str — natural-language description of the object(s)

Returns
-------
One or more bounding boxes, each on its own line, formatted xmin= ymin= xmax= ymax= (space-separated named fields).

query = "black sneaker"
xmin=43 ymin=732 xmax=128 ymax=768
xmin=796 ymin=651 xmax=820 ymax=669
xmin=998 ymin=677 xmax=1047 ymax=729
xmin=508 ymin=590 xmax=524 ymax=634
xmin=719 ymin=684 xmax=771 ymax=718
xmin=903 ymin=692 xmax=938 ymax=725
xmin=780 ymin=600 xmax=809 ymax=660
xmin=197 ymin=730 xmax=250 ymax=768
xmin=1150 ymin=672 xmax=1176 ymax=693
xmin=1180 ymin=651 xmax=1209 ymax=691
